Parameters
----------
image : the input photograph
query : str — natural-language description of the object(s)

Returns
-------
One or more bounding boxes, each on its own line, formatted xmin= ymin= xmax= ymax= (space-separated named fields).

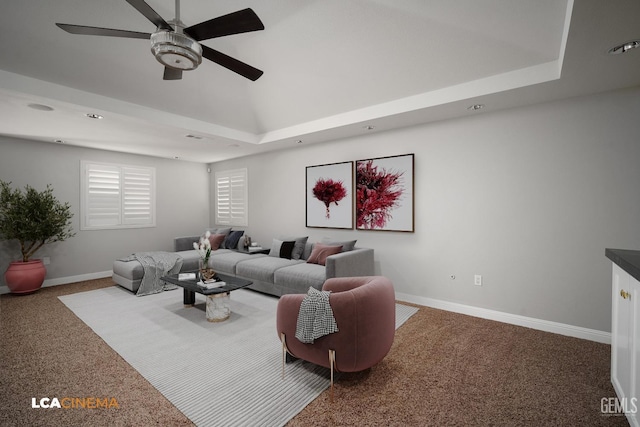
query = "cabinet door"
xmin=612 ymin=263 xmax=639 ymax=427
xmin=612 ymin=264 xmax=632 ymax=402
xmin=630 ymin=273 xmax=639 ymax=426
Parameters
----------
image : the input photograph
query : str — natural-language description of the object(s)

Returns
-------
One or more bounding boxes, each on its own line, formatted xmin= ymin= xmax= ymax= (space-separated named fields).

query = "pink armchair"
xmin=276 ymin=276 xmax=396 ymax=397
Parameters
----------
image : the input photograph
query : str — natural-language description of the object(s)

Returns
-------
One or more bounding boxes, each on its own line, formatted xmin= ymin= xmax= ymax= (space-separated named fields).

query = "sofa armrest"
xmin=325 ymin=248 xmax=374 ymax=279
xmin=174 ymin=236 xmax=200 ymax=252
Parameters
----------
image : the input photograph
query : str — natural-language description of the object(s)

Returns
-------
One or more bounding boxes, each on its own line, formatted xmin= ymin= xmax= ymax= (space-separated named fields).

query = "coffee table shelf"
xmin=162 ymin=271 xmax=252 ymax=322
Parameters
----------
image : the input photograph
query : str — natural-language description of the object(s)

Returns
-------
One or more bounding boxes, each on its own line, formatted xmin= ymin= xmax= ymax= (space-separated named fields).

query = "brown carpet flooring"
xmin=0 ymin=279 xmax=628 ymax=427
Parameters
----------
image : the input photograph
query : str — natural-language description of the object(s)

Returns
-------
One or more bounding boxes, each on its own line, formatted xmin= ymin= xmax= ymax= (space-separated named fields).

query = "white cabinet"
xmin=611 ymin=263 xmax=640 ymax=426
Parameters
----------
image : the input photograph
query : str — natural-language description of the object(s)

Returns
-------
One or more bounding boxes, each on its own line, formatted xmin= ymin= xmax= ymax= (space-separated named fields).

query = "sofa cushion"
xmin=176 ymin=249 xmax=234 ymax=271
xmin=174 ymin=249 xmax=201 ymax=271
xmin=210 ymin=252 xmax=265 ymax=275
xmin=222 ymin=230 xmax=244 ymax=249
xmin=112 ymin=258 xmax=144 ymax=280
xmin=307 ymin=244 xmax=343 ymax=266
xmin=236 ymin=256 xmax=303 ymax=282
xmin=274 ymin=262 xmax=326 ymax=291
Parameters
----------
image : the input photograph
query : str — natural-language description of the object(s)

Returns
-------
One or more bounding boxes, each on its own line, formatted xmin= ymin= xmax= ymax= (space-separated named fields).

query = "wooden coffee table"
xmin=162 ymin=271 xmax=252 ymax=322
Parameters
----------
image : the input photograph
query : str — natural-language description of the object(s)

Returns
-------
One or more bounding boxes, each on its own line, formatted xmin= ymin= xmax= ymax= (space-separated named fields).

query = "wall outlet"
xmin=474 ymin=274 xmax=482 ymax=286
xmin=43 ymin=257 xmax=50 ymax=265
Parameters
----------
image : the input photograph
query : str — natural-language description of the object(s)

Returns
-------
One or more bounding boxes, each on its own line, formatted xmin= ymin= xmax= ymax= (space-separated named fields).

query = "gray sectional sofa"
xmin=174 ymin=234 xmax=375 ymax=296
xmin=112 ymin=231 xmax=375 ymax=297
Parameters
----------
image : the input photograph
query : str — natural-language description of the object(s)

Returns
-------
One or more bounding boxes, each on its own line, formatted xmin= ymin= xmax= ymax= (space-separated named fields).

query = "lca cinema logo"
xmin=601 ymin=397 xmax=638 ymax=416
xmin=31 ymin=397 xmax=119 ymax=409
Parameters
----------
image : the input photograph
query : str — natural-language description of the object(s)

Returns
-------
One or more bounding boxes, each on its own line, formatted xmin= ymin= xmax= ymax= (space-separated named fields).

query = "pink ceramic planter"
xmin=4 ymin=260 xmax=46 ymax=294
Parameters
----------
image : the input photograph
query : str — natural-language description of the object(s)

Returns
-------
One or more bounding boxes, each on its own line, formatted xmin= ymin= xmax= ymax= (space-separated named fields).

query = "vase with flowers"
xmin=193 ymin=231 xmax=216 ymax=281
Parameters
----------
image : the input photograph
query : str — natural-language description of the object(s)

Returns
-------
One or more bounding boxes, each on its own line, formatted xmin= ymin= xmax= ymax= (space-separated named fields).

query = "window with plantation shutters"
xmin=81 ymin=161 xmax=156 ymax=230
xmin=215 ymin=168 xmax=248 ymax=226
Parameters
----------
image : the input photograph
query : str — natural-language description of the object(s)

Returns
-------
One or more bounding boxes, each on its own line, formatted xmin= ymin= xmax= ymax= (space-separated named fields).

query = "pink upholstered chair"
xmin=276 ymin=276 xmax=396 ymax=398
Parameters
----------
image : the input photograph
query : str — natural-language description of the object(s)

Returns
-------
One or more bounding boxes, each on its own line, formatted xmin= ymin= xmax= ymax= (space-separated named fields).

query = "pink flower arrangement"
xmin=312 ymin=178 xmax=347 ymax=219
xmin=356 ymin=160 xmax=404 ymax=229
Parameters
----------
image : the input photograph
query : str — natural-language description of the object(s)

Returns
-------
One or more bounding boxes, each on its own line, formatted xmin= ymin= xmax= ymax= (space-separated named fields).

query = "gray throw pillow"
xmin=279 ymin=236 xmax=308 ymax=260
xmin=321 ymin=238 xmax=357 ymax=252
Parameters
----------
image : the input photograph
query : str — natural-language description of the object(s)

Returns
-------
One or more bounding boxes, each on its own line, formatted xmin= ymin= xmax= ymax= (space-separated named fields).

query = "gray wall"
xmin=210 ymin=87 xmax=640 ymax=333
xmin=0 ymin=136 xmax=210 ymax=287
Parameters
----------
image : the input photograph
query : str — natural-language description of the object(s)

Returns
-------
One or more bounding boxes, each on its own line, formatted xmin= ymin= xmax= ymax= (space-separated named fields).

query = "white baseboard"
xmin=1 ymin=275 xmax=611 ymax=344
xmin=0 ymin=270 xmax=113 ymax=295
xmin=395 ymin=292 xmax=611 ymax=345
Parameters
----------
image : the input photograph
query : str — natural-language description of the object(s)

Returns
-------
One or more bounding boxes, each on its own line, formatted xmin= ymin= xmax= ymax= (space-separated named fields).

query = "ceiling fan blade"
xmin=126 ymin=0 xmax=172 ymax=31
xmin=56 ymin=23 xmax=151 ymax=39
xmin=185 ymin=8 xmax=264 ymax=41
xmin=163 ymin=67 xmax=182 ymax=80
xmin=201 ymin=45 xmax=263 ymax=81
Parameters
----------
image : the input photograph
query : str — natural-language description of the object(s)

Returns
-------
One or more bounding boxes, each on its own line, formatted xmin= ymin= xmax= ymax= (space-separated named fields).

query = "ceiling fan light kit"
xmin=150 ymin=31 xmax=202 ymax=70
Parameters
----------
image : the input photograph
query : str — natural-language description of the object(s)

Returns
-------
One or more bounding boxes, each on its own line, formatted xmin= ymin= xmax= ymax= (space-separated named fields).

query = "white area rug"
xmin=59 ymin=286 xmax=418 ymax=427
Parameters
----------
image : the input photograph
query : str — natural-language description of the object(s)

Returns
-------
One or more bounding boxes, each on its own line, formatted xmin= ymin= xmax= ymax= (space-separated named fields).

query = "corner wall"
xmin=210 ymin=87 xmax=640 ymax=334
xmin=0 ymin=137 xmax=211 ymax=290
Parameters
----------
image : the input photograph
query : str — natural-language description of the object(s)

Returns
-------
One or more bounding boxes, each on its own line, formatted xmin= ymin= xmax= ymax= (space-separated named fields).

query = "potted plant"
xmin=0 ymin=181 xmax=75 ymax=294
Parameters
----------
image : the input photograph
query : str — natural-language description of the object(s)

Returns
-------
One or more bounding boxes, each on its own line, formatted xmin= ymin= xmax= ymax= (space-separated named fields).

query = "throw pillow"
xmin=269 ymin=239 xmax=296 ymax=259
xmin=208 ymin=233 xmax=226 ymax=250
xmin=223 ymin=230 xmax=244 ymax=250
xmin=306 ymin=243 xmax=343 ymax=266
xmin=269 ymin=239 xmax=284 ymax=257
xmin=279 ymin=241 xmax=296 ymax=259
xmin=321 ymin=238 xmax=357 ymax=252
xmin=279 ymin=236 xmax=309 ymax=260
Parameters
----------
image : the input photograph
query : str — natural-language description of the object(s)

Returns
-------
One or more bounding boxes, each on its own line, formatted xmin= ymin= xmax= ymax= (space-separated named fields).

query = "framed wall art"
xmin=306 ymin=161 xmax=354 ymax=229
xmin=355 ymin=153 xmax=414 ymax=232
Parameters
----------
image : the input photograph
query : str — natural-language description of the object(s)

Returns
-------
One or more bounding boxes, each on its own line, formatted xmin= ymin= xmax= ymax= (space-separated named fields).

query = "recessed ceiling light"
xmin=28 ymin=103 xmax=54 ymax=111
xmin=467 ymin=104 xmax=484 ymax=111
xmin=608 ymin=40 xmax=640 ymax=55
xmin=85 ymin=113 xmax=103 ymax=119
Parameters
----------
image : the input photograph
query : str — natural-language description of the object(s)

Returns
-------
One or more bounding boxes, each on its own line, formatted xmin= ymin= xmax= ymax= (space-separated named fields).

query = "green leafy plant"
xmin=0 ymin=181 xmax=75 ymax=262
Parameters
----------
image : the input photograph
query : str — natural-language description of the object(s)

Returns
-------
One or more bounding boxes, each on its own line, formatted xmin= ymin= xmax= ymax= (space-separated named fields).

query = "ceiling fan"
xmin=56 ymin=0 xmax=264 ymax=81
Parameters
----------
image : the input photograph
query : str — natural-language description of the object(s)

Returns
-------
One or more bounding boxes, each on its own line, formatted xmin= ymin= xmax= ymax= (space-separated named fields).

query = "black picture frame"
xmin=305 ymin=161 xmax=354 ymax=229
xmin=355 ymin=154 xmax=414 ymax=232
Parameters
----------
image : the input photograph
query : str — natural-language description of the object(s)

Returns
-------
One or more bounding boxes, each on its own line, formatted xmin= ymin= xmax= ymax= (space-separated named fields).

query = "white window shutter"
xmin=216 ymin=168 xmax=247 ymax=226
xmin=81 ymin=161 xmax=155 ymax=230
xmin=122 ymin=167 xmax=155 ymax=226
xmin=84 ymin=163 xmax=121 ymax=228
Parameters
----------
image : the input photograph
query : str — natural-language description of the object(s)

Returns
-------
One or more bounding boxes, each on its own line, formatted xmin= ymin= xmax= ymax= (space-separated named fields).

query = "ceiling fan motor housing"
xmin=150 ymin=31 xmax=202 ymax=70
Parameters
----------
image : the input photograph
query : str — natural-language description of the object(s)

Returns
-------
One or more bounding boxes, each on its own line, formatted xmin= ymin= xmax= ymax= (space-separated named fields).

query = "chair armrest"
xmin=174 ymin=236 xmax=200 ymax=252
xmin=323 ymin=276 xmax=369 ymax=293
xmin=325 ymin=248 xmax=374 ymax=278
xmin=276 ymin=294 xmax=305 ymax=341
